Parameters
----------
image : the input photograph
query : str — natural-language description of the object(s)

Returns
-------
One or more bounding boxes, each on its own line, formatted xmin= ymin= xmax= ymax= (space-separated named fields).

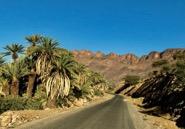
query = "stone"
xmin=73 ymin=98 xmax=84 ymax=107
xmin=11 ymin=114 xmax=19 ymax=124
xmin=0 ymin=111 xmax=13 ymax=127
xmin=83 ymin=98 xmax=88 ymax=103
xmin=44 ymin=108 xmax=51 ymax=110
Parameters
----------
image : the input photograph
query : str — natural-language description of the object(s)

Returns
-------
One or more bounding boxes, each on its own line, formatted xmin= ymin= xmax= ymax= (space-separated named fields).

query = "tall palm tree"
xmin=26 ymin=36 xmax=59 ymax=98
xmin=45 ymin=54 xmax=77 ymax=107
xmin=25 ymin=35 xmax=42 ymax=97
xmin=27 ymin=36 xmax=62 ymax=106
xmin=3 ymin=43 xmax=24 ymax=62
xmin=0 ymin=59 xmax=29 ymax=96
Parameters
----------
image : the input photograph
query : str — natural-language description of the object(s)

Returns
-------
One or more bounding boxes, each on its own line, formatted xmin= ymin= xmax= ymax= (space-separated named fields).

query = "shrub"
xmin=24 ymin=98 xmax=44 ymax=110
xmin=173 ymin=51 xmax=185 ymax=60
xmin=94 ymin=90 xmax=103 ymax=96
xmin=0 ymin=97 xmax=43 ymax=114
xmin=152 ymin=60 xmax=168 ymax=67
xmin=161 ymin=65 xmax=171 ymax=73
xmin=124 ymin=75 xmax=140 ymax=85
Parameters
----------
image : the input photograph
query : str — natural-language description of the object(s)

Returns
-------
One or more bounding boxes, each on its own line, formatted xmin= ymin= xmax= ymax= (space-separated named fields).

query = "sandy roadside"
xmin=124 ymin=96 xmax=179 ymax=129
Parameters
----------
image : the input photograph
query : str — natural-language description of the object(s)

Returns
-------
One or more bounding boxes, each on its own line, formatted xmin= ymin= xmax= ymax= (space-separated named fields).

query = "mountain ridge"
xmin=72 ymin=48 xmax=185 ymax=84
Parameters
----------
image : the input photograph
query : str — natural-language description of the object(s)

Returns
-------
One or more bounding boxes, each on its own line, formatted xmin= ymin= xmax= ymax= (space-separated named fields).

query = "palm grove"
xmin=0 ymin=35 xmax=109 ymax=111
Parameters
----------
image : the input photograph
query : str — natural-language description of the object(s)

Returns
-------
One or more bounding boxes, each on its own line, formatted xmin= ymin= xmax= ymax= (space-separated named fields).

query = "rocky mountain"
xmin=72 ymin=48 xmax=185 ymax=84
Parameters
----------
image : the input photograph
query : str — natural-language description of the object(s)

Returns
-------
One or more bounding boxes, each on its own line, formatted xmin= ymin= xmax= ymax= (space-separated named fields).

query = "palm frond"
xmin=0 ymin=77 xmax=8 ymax=96
xmin=0 ymin=58 xmax=29 ymax=80
xmin=25 ymin=34 xmax=42 ymax=46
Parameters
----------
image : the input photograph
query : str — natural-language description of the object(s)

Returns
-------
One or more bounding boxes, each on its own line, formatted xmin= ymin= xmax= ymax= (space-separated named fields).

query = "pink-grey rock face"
xmin=72 ymin=50 xmax=94 ymax=58
xmin=95 ymin=51 xmax=105 ymax=58
xmin=71 ymin=48 xmax=185 ymax=83
xmin=147 ymin=51 xmax=161 ymax=60
xmin=106 ymin=53 xmax=119 ymax=60
xmin=78 ymin=50 xmax=94 ymax=57
xmin=72 ymin=49 xmax=185 ymax=65
xmin=138 ymin=55 xmax=147 ymax=63
xmin=161 ymin=49 xmax=185 ymax=59
xmin=138 ymin=49 xmax=185 ymax=63
xmin=120 ymin=54 xmax=139 ymax=64
xmin=138 ymin=51 xmax=161 ymax=63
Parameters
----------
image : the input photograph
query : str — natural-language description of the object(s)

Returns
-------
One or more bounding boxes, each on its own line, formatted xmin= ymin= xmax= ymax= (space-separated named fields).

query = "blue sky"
xmin=0 ymin=0 xmax=185 ymax=56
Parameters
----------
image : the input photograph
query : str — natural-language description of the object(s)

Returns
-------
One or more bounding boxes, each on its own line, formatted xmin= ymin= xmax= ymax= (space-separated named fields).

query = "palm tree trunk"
xmin=11 ymin=79 xmax=19 ymax=96
xmin=27 ymin=69 xmax=37 ymax=97
xmin=12 ymin=53 xmax=18 ymax=63
xmin=46 ymin=97 xmax=57 ymax=108
xmin=2 ymin=84 xmax=10 ymax=96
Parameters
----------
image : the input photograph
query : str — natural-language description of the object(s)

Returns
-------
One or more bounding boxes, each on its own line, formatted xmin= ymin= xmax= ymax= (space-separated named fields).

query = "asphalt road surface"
xmin=18 ymin=95 xmax=136 ymax=129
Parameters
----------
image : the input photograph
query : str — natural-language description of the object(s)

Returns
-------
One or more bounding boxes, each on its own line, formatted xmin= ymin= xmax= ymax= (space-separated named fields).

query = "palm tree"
xmin=35 ymin=37 xmax=60 ymax=76
xmin=3 ymin=43 xmax=24 ymax=62
xmin=25 ymin=35 xmax=42 ymax=97
xmin=25 ymin=34 xmax=41 ymax=56
xmin=80 ymin=81 xmax=93 ymax=97
xmin=0 ymin=59 xmax=29 ymax=96
xmin=72 ymin=64 xmax=89 ymax=91
xmin=75 ymin=64 xmax=88 ymax=87
xmin=27 ymin=36 xmax=73 ymax=107
xmin=44 ymin=54 xmax=77 ymax=107
xmin=25 ymin=57 xmax=38 ymax=97
xmin=25 ymin=36 xmax=59 ymax=98
xmin=87 ymin=72 xmax=108 ymax=95
xmin=25 ymin=34 xmax=41 ymax=47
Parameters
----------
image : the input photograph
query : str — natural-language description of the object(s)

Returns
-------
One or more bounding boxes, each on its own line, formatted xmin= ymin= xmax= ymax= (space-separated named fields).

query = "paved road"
xmin=18 ymin=95 xmax=136 ymax=129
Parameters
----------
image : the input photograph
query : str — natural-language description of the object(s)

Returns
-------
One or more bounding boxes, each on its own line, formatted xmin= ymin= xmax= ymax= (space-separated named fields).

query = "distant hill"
xmin=72 ymin=48 xmax=185 ymax=84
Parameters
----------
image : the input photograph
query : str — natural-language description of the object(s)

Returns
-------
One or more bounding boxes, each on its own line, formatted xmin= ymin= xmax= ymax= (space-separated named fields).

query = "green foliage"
xmin=173 ymin=61 xmax=185 ymax=85
xmin=0 ymin=35 xmax=110 ymax=109
xmin=56 ymin=96 xmax=72 ymax=108
xmin=176 ymin=61 xmax=185 ymax=69
xmin=3 ymin=43 xmax=24 ymax=62
xmin=45 ymin=53 xmax=77 ymax=100
xmin=81 ymin=82 xmax=92 ymax=95
xmin=152 ymin=59 xmax=169 ymax=67
xmin=173 ymin=51 xmax=185 ymax=61
xmin=0 ymin=59 xmax=29 ymax=81
xmin=124 ymin=75 xmax=140 ymax=85
xmin=25 ymin=34 xmax=42 ymax=46
xmin=34 ymin=85 xmax=47 ymax=100
xmin=161 ymin=65 xmax=171 ymax=73
xmin=94 ymin=90 xmax=104 ymax=96
xmin=0 ymin=97 xmax=43 ymax=114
